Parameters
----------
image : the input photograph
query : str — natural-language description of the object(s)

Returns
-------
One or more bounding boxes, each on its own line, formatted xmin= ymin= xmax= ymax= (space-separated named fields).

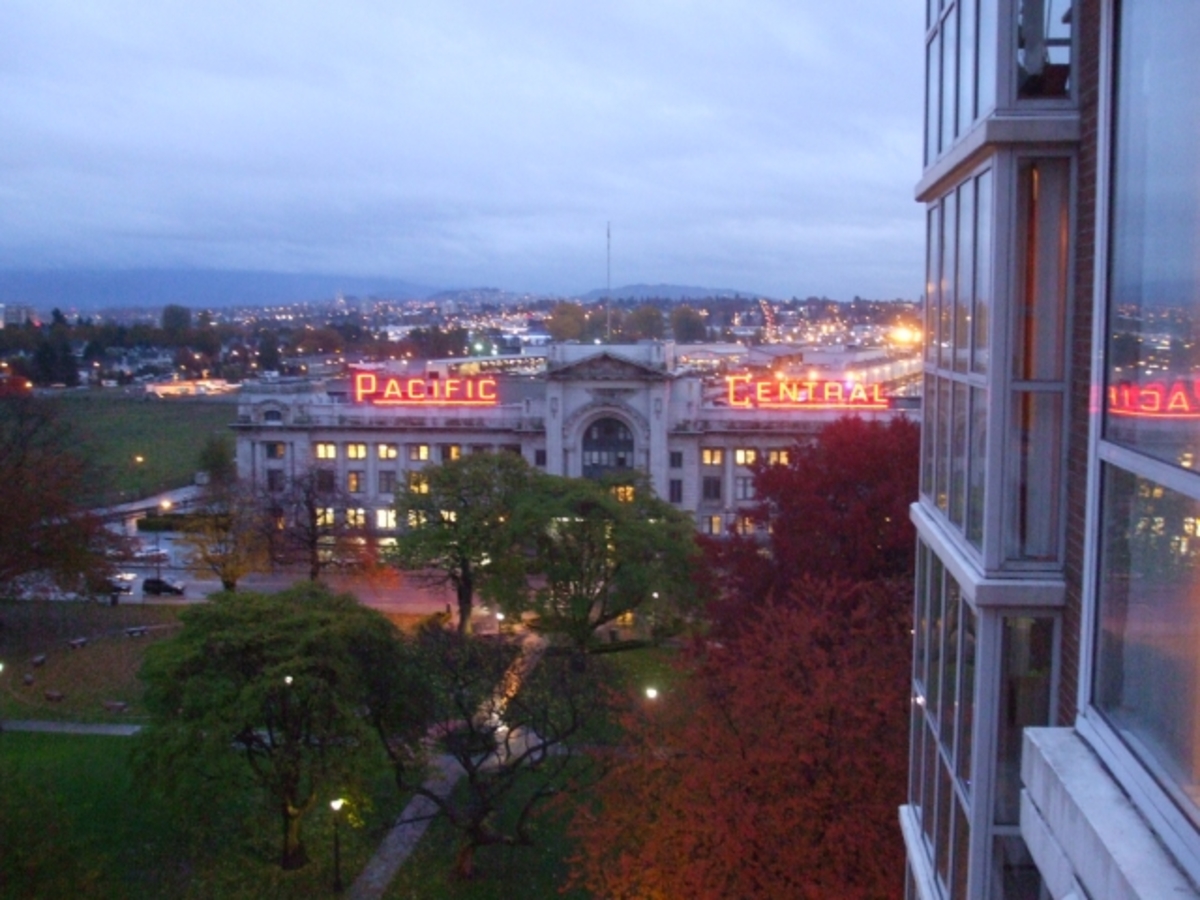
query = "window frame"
xmin=1076 ymin=5 xmax=1200 ymax=879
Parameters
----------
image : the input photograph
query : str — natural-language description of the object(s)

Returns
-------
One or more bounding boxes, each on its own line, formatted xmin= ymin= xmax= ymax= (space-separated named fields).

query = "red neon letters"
xmin=1108 ymin=381 xmax=1200 ymax=418
xmin=724 ymin=374 xmax=889 ymax=410
xmin=353 ymin=371 xmax=499 ymax=406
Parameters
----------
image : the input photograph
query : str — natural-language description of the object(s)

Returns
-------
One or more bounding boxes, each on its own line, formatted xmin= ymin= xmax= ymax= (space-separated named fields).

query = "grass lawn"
xmin=0 ymin=601 xmax=183 ymax=723
xmin=0 ymin=731 xmax=407 ymax=900
xmin=46 ymin=392 xmax=238 ymax=505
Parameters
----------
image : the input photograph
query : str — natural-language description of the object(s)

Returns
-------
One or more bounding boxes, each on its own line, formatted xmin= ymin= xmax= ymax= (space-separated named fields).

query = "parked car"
xmin=105 ymin=573 xmax=137 ymax=593
xmin=142 ymin=578 xmax=185 ymax=596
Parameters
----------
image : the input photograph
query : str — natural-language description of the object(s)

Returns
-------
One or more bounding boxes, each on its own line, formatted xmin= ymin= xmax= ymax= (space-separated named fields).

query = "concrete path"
xmin=2 ymin=719 xmax=141 ymax=736
xmin=346 ymin=754 xmax=464 ymax=900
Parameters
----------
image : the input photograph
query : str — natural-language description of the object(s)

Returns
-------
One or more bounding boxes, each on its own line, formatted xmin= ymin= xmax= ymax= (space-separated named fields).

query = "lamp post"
xmin=133 ymin=454 xmax=144 ymax=502
xmin=330 ymin=798 xmax=346 ymax=893
xmin=156 ymin=499 xmax=172 ymax=579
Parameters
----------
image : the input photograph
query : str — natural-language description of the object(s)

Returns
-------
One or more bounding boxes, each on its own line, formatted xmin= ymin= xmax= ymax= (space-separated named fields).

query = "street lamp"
xmin=330 ymin=798 xmax=346 ymax=893
xmin=156 ymin=499 xmax=172 ymax=579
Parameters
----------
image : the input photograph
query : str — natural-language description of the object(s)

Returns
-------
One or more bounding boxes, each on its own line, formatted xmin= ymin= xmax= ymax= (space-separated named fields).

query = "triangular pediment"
xmin=546 ymin=352 xmax=670 ymax=382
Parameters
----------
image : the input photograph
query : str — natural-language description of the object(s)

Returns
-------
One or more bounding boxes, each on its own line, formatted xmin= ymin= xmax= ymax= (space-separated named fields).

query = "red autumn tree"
xmin=705 ymin=414 xmax=919 ymax=625
xmin=566 ymin=577 xmax=911 ymax=900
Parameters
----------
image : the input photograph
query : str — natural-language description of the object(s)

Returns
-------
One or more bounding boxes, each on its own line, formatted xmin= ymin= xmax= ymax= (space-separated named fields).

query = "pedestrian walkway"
xmin=346 ymin=754 xmax=463 ymax=900
xmin=2 ymin=719 xmax=141 ymax=736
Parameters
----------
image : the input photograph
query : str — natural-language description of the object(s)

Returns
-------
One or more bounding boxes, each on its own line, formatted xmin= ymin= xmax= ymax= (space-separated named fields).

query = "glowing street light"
xmin=645 ymin=687 xmax=659 ymax=700
xmin=330 ymin=798 xmax=347 ymax=892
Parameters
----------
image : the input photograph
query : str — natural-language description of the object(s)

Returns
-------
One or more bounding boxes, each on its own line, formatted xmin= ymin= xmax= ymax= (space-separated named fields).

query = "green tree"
xmin=197 ymin=433 xmax=236 ymax=488
xmin=387 ymin=624 xmax=619 ymax=879
xmin=524 ymin=474 xmax=700 ymax=651
xmin=670 ymin=305 xmax=708 ymax=342
xmin=622 ymin=304 xmax=665 ymax=341
xmin=180 ymin=479 xmax=269 ymax=591
xmin=546 ymin=302 xmax=586 ymax=342
xmin=266 ymin=466 xmax=369 ymax=581
xmin=389 ymin=452 xmax=534 ymax=635
xmin=161 ymin=304 xmax=192 ymax=339
xmin=136 ymin=584 xmax=426 ymax=870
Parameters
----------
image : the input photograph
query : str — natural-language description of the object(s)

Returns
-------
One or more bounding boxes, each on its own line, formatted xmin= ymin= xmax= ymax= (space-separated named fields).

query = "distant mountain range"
xmin=578 ymin=283 xmax=764 ymax=302
xmin=0 ymin=269 xmax=769 ymax=312
xmin=0 ymin=269 xmax=439 ymax=311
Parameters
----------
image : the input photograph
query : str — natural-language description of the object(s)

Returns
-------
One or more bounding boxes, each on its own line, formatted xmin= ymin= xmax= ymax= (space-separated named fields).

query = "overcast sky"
xmin=0 ymin=1 xmax=924 ymax=299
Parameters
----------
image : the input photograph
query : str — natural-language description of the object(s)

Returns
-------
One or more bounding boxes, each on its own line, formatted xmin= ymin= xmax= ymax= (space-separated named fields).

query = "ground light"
xmin=645 ymin=687 xmax=658 ymax=700
xmin=330 ymin=798 xmax=347 ymax=893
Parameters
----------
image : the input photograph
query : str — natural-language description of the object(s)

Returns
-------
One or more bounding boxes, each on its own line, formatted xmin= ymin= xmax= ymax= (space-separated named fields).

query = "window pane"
xmin=966 ymin=385 xmax=987 ymax=548
xmin=977 ymin=0 xmax=996 ymax=114
xmin=936 ymin=757 xmax=954 ymax=887
xmin=941 ymin=10 xmax=957 ymax=152
xmin=1007 ymin=391 xmax=1063 ymax=561
xmin=1016 ymin=0 xmax=1071 ymax=99
xmin=927 ymin=35 xmax=940 ymax=164
xmin=938 ymin=576 xmax=961 ymax=735
xmin=995 ymin=616 xmax=1054 ymax=824
xmin=936 ymin=377 xmax=951 ymax=513
xmin=940 ymin=194 xmax=957 ymax=370
xmin=1014 ymin=159 xmax=1069 ymax=383
xmin=958 ymin=0 xmax=977 ymax=129
xmin=928 ymin=556 xmax=946 ymax=736
xmin=956 ymin=600 xmax=976 ymax=791
xmin=951 ymin=381 xmax=968 ymax=527
xmin=1096 ymin=466 xmax=1200 ymax=816
xmin=955 ymin=180 xmax=974 ymax=373
xmin=926 ymin=206 xmax=941 ymax=365
xmin=915 ymin=543 xmax=932 ymax=691
xmin=1105 ymin=5 xmax=1200 ymax=469
xmin=952 ymin=796 xmax=971 ymax=900
xmin=922 ymin=373 xmax=937 ymax=499
xmin=972 ymin=169 xmax=992 ymax=375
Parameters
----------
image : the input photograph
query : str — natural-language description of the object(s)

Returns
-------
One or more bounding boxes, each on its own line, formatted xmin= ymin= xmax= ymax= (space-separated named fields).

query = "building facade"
xmin=905 ymin=1 xmax=1200 ymax=898
xmin=234 ymin=342 xmax=907 ymax=538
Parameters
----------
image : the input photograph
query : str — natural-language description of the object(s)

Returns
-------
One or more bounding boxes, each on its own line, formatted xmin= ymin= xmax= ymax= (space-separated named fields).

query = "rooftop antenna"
xmin=606 ymin=222 xmax=612 ymax=341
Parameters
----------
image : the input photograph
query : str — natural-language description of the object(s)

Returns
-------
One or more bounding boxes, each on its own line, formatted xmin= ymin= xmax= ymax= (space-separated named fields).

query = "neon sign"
xmin=725 ymin=374 xmax=889 ymax=410
xmin=352 ymin=370 xmax=499 ymax=406
xmin=1109 ymin=381 xmax=1200 ymax=419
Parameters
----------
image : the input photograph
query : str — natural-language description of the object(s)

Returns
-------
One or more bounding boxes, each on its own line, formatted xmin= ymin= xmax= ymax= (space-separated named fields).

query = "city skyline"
xmin=0 ymin=1 xmax=924 ymax=300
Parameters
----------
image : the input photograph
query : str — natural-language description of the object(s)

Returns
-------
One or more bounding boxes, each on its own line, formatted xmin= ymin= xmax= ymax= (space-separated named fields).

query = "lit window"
xmin=440 ymin=509 xmax=458 ymax=522
xmin=265 ymin=442 xmax=286 ymax=460
xmin=735 ymin=515 xmax=756 ymax=535
xmin=410 ymin=444 xmax=430 ymax=462
xmin=346 ymin=508 xmax=366 ymax=528
xmin=378 ymin=443 xmax=398 ymax=460
xmin=316 ymin=507 xmax=335 ymax=527
xmin=347 ymin=471 xmax=363 ymax=493
xmin=768 ymin=449 xmax=790 ymax=466
xmin=314 ymin=442 xmax=337 ymax=460
xmin=735 ymin=448 xmax=757 ymax=466
xmin=409 ymin=472 xmax=429 ymax=494
xmin=347 ymin=443 xmax=367 ymax=460
xmin=376 ymin=509 xmax=397 ymax=530
xmin=702 ymin=448 xmax=724 ymax=466
xmin=705 ymin=515 xmax=724 ymax=535
xmin=441 ymin=444 xmax=461 ymax=461
xmin=407 ymin=510 xmax=427 ymax=527
xmin=612 ymin=485 xmax=635 ymax=503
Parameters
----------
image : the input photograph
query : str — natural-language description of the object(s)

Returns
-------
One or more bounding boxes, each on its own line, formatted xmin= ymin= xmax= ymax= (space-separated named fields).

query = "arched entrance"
xmin=581 ymin=416 xmax=634 ymax=479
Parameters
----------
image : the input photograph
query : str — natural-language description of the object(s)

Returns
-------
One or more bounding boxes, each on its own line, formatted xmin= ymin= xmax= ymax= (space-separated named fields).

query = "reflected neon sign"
xmin=1109 ymin=381 xmax=1200 ymax=418
xmin=352 ymin=370 xmax=498 ymax=406
xmin=725 ymin=374 xmax=889 ymax=410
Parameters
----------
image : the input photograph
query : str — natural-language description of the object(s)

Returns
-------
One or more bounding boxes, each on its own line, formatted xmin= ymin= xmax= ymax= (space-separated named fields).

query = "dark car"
xmin=142 ymin=578 xmax=185 ymax=596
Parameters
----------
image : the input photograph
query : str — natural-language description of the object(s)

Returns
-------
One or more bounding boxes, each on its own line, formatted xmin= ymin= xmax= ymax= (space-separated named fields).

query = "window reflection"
xmin=1017 ymin=0 xmax=1072 ymax=98
xmin=1096 ymin=466 xmax=1200 ymax=815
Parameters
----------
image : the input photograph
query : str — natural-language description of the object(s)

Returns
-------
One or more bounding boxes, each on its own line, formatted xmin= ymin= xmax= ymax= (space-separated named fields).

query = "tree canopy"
xmin=567 ymin=579 xmax=911 ymax=899
xmin=389 ymin=451 xmax=535 ymax=635
xmin=0 ymin=397 xmax=113 ymax=592
xmin=136 ymin=584 xmax=428 ymax=870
